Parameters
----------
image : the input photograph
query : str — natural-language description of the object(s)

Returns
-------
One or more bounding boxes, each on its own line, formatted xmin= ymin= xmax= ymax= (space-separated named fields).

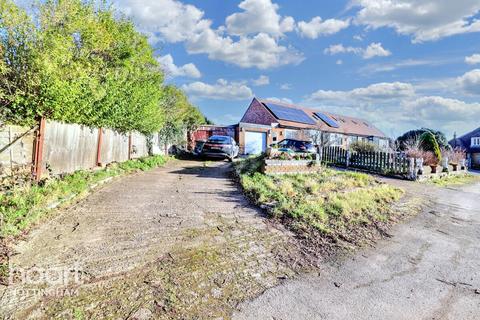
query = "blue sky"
xmin=19 ymin=0 xmax=480 ymax=138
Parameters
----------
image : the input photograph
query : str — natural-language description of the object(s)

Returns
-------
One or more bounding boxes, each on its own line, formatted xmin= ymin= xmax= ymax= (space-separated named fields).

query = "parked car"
xmin=201 ymin=135 xmax=239 ymax=161
xmin=271 ymin=139 xmax=316 ymax=153
xmin=193 ymin=140 xmax=206 ymax=155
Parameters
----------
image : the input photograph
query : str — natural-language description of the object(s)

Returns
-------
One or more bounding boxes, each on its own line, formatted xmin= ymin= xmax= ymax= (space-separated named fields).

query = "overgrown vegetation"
xmin=235 ymin=157 xmax=405 ymax=254
xmin=0 ymin=0 xmax=204 ymax=134
xmin=425 ymin=173 xmax=480 ymax=187
xmin=0 ymin=155 xmax=168 ymax=238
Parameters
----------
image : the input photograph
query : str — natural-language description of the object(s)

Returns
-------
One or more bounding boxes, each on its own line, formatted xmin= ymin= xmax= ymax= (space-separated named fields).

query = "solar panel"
xmin=263 ymin=103 xmax=316 ymax=125
xmin=314 ymin=112 xmax=340 ymax=128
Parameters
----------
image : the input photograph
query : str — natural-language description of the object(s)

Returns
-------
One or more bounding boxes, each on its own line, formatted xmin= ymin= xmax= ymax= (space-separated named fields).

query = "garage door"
xmin=472 ymin=153 xmax=480 ymax=168
xmin=245 ymin=131 xmax=267 ymax=155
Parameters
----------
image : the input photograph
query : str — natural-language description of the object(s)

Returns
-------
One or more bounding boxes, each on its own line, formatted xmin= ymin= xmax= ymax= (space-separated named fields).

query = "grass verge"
xmin=424 ymin=173 xmax=480 ymax=187
xmin=235 ymin=156 xmax=405 ymax=256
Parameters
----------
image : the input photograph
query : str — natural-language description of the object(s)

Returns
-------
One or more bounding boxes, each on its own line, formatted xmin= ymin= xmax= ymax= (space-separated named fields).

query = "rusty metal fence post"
xmin=32 ymin=117 xmax=46 ymax=182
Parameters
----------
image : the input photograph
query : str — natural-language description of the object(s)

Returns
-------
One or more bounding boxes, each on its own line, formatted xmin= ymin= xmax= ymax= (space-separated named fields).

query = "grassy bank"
xmin=425 ymin=173 xmax=480 ymax=187
xmin=235 ymin=157 xmax=405 ymax=254
xmin=0 ymin=155 xmax=169 ymax=239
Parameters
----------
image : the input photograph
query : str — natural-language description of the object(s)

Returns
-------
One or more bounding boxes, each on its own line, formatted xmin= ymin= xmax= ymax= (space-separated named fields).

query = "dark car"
xmin=193 ymin=140 xmax=206 ymax=155
xmin=201 ymin=135 xmax=239 ymax=161
xmin=271 ymin=139 xmax=316 ymax=153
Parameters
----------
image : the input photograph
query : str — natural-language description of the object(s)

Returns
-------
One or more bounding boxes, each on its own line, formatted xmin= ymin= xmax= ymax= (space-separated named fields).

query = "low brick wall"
xmin=262 ymin=159 xmax=321 ymax=175
xmin=417 ymin=167 xmax=469 ymax=182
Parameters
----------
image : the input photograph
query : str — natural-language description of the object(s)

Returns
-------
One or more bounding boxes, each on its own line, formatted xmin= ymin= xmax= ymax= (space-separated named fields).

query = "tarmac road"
xmin=234 ymin=181 xmax=480 ymax=320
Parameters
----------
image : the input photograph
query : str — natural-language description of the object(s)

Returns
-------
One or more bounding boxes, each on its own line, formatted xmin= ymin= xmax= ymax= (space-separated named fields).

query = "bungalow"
xmin=449 ymin=127 xmax=480 ymax=169
xmin=238 ymin=98 xmax=389 ymax=155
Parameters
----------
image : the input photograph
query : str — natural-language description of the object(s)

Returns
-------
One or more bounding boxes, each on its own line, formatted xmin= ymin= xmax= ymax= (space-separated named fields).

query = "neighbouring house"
xmin=238 ymin=98 xmax=389 ymax=155
xmin=449 ymin=127 xmax=480 ymax=169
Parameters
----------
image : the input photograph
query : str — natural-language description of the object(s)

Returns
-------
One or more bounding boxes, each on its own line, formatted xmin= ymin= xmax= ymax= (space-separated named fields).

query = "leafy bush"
xmin=0 ymin=0 xmax=204 ymax=134
xmin=350 ymin=141 xmax=378 ymax=153
xmin=420 ymin=132 xmax=442 ymax=164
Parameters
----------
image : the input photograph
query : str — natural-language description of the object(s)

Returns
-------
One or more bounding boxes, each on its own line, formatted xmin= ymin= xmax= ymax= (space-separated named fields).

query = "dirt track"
xmin=0 ymin=160 xmax=300 ymax=318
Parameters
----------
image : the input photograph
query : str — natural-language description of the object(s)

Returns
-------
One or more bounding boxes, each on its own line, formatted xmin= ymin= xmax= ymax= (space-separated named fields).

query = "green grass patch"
xmin=425 ymin=173 xmax=480 ymax=187
xmin=235 ymin=157 xmax=404 ymax=245
xmin=0 ymin=155 xmax=169 ymax=238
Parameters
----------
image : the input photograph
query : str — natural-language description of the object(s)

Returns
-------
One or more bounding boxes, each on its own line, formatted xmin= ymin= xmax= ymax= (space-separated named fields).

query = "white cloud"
xmin=353 ymin=0 xmax=480 ymax=43
xmin=324 ymin=42 xmax=391 ymax=59
xmin=362 ymin=42 xmax=391 ymax=59
xmin=265 ymin=97 xmax=293 ymax=104
xmin=308 ymin=82 xmax=415 ymax=102
xmin=406 ymin=96 xmax=480 ymax=121
xmin=297 ymin=17 xmax=350 ymax=39
xmin=465 ymin=54 xmax=480 ymax=65
xmin=358 ymin=58 xmax=451 ymax=75
xmin=225 ymin=0 xmax=295 ymax=36
xmin=305 ymin=81 xmax=479 ymax=136
xmin=116 ymin=0 xmax=210 ymax=43
xmin=336 ymin=59 xmax=343 ymax=65
xmin=457 ymin=69 xmax=480 ymax=95
xmin=116 ymin=0 xmax=303 ymax=69
xmin=157 ymin=54 xmax=201 ymax=79
xmin=182 ymin=79 xmax=253 ymax=100
xmin=186 ymin=31 xmax=303 ymax=69
xmin=280 ymin=83 xmax=292 ymax=90
xmin=252 ymin=75 xmax=270 ymax=86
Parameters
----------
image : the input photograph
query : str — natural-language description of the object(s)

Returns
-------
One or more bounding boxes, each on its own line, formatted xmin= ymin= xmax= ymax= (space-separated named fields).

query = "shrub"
xmin=350 ymin=141 xmax=377 ymax=153
xmin=420 ymin=132 xmax=442 ymax=163
xmin=443 ymin=148 xmax=466 ymax=165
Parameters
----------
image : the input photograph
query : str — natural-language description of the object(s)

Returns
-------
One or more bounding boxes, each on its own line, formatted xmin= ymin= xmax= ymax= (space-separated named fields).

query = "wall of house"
xmin=240 ymin=99 xmax=277 ymax=125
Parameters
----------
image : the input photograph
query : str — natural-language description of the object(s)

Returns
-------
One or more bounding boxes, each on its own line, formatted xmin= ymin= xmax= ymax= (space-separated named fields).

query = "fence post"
xmin=416 ymin=158 xmax=424 ymax=175
xmin=408 ymin=158 xmax=415 ymax=180
xmin=128 ymin=133 xmax=132 ymax=160
xmin=32 ymin=117 xmax=46 ymax=182
xmin=96 ymin=128 xmax=103 ymax=166
xmin=346 ymin=150 xmax=350 ymax=167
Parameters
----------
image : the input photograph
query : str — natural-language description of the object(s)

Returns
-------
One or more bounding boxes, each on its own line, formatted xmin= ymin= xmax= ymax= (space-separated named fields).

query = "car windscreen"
xmin=207 ymin=136 xmax=230 ymax=144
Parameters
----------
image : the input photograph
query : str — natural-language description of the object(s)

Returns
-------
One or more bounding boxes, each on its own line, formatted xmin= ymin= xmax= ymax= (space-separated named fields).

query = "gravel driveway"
xmin=233 ymin=180 xmax=480 ymax=320
xmin=0 ymin=160 xmax=300 ymax=318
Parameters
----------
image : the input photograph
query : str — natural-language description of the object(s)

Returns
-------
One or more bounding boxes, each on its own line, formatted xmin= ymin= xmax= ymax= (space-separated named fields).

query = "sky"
xmin=17 ymin=0 xmax=480 ymax=138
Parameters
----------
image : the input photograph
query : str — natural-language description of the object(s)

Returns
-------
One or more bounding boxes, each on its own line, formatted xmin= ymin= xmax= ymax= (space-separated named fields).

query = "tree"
xmin=419 ymin=131 xmax=442 ymax=163
xmin=158 ymin=86 xmax=205 ymax=152
xmin=0 ymin=0 xmax=182 ymax=134
xmin=0 ymin=0 xmax=39 ymax=125
xmin=396 ymin=128 xmax=450 ymax=151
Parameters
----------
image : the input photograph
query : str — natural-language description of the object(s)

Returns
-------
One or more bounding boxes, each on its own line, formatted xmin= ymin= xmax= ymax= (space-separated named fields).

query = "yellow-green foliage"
xmin=237 ymin=157 xmax=403 ymax=236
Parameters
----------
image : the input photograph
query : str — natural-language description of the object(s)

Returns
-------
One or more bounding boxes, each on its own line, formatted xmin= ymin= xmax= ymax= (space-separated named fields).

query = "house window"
xmin=472 ymin=137 xmax=480 ymax=147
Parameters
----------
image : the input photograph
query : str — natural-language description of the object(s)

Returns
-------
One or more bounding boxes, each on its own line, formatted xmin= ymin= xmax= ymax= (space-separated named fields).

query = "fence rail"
xmin=320 ymin=146 xmax=411 ymax=177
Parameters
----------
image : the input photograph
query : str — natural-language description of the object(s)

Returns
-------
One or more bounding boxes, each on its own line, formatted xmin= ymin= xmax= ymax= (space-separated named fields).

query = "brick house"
xmin=449 ymin=127 xmax=480 ymax=169
xmin=238 ymin=98 xmax=389 ymax=155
